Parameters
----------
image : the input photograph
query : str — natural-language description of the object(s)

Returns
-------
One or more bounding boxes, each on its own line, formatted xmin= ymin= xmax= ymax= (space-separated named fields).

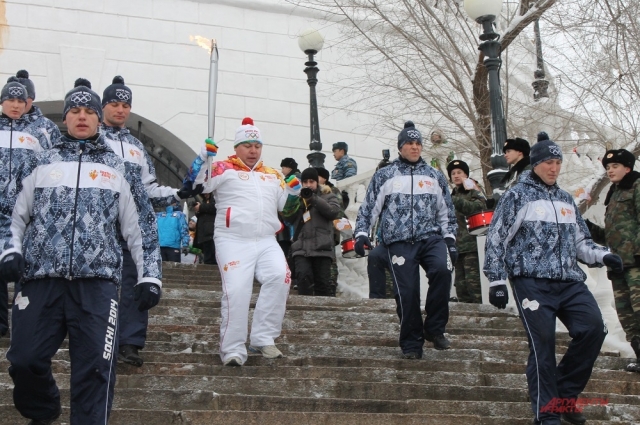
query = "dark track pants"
xmin=387 ymin=236 xmax=452 ymax=356
xmin=119 ymin=248 xmax=148 ymax=348
xmin=511 ymin=277 xmax=607 ymax=425
xmin=294 ymin=256 xmax=332 ymax=296
xmin=160 ymin=247 xmax=181 ymax=262
xmin=7 ymin=278 xmax=119 ymax=424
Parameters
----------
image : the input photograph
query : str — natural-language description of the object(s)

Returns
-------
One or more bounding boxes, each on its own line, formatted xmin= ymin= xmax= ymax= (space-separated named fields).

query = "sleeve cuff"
xmin=0 ymin=247 xmax=21 ymax=263
xmin=489 ymin=280 xmax=507 ymax=287
xmin=137 ymin=277 xmax=162 ymax=288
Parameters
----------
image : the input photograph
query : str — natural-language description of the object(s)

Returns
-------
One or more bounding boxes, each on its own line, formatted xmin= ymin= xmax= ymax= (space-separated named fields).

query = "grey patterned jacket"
xmin=355 ymin=157 xmax=457 ymax=245
xmin=101 ymin=124 xmax=178 ymax=208
xmin=483 ymin=170 xmax=608 ymax=287
xmin=0 ymin=133 xmax=161 ymax=286
xmin=22 ymin=105 xmax=62 ymax=147
xmin=0 ymin=113 xmax=53 ymax=195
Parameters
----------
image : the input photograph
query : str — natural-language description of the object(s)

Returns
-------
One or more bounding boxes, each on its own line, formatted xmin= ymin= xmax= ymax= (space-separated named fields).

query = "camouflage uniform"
xmin=451 ymin=185 xmax=486 ymax=303
xmin=331 ymin=154 xmax=357 ymax=181
xmin=590 ymin=172 xmax=640 ymax=342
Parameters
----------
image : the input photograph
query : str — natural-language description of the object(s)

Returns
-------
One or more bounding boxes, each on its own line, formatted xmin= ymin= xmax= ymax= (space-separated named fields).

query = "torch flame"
xmin=190 ymin=35 xmax=214 ymax=54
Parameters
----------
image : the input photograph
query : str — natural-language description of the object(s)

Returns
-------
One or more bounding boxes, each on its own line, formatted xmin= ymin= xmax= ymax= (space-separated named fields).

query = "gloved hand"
xmin=181 ymin=247 xmax=189 ymax=256
xmin=0 ymin=253 xmax=24 ymax=284
xmin=177 ymin=181 xmax=204 ymax=199
xmin=354 ymin=235 xmax=372 ymax=257
xmin=584 ymin=219 xmax=596 ymax=233
xmin=285 ymin=175 xmax=301 ymax=196
xmin=603 ymin=253 xmax=624 ymax=273
xmin=444 ymin=237 xmax=458 ymax=264
xmin=489 ymin=284 xmax=509 ymax=309
xmin=134 ymin=282 xmax=162 ymax=312
xmin=198 ymin=138 xmax=218 ymax=160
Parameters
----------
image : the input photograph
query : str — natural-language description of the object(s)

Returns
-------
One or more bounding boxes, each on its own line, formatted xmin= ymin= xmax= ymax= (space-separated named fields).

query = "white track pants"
xmin=215 ymin=236 xmax=291 ymax=363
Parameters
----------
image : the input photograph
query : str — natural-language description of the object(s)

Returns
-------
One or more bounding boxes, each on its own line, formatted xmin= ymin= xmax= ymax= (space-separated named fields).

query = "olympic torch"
xmin=185 ymin=38 xmax=219 ymax=185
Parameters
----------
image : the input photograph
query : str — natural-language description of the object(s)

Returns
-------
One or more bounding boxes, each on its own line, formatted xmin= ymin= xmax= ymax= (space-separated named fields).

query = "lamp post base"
xmin=307 ymin=151 xmax=326 ymax=168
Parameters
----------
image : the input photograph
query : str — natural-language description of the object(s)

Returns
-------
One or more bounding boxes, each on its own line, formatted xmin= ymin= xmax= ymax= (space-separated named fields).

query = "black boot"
xmin=626 ymin=336 xmax=640 ymax=373
xmin=561 ymin=411 xmax=586 ymax=425
xmin=425 ymin=333 xmax=451 ymax=350
xmin=119 ymin=344 xmax=144 ymax=367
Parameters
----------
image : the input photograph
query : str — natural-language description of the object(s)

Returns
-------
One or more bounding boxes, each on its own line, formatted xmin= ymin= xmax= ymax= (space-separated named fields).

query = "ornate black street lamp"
xmin=464 ymin=0 xmax=508 ymax=189
xmin=298 ymin=28 xmax=326 ymax=168
xmin=532 ymin=18 xmax=549 ymax=100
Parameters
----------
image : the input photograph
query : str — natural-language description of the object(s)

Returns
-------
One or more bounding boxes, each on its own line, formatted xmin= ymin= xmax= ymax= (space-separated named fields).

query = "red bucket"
xmin=466 ymin=210 xmax=494 ymax=236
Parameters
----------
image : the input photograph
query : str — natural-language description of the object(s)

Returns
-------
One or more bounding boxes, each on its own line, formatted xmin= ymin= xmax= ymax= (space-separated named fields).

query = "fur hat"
xmin=280 ymin=157 xmax=298 ymax=170
xmin=530 ymin=139 xmax=563 ymax=168
xmin=315 ymin=167 xmax=330 ymax=181
xmin=503 ymin=137 xmax=530 ymax=156
xmin=63 ymin=78 xmax=103 ymax=122
xmin=234 ymin=117 xmax=262 ymax=147
xmin=300 ymin=167 xmax=319 ymax=183
xmin=1 ymin=77 xmax=27 ymax=104
xmin=602 ymin=149 xmax=636 ymax=170
xmin=15 ymin=70 xmax=35 ymax=100
xmin=397 ymin=121 xmax=423 ymax=149
xmin=446 ymin=160 xmax=470 ymax=179
xmin=102 ymin=75 xmax=132 ymax=107
xmin=332 ymin=141 xmax=348 ymax=152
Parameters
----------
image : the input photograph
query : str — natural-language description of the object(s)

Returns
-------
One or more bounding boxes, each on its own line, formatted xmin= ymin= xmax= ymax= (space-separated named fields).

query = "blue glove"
xmin=0 ymin=253 xmax=24 ymax=284
xmin=134 ymin=282 xmax=162 ymax=312
xmin=354 ymin=235 xmax=372 ymax=257
xmin=444 ymin=237 xmax=458 ymax=264
xmin=603 ymin=253 xmax=623 ymax=273
xmin=489 ymin=284 xmax=508 ymax=309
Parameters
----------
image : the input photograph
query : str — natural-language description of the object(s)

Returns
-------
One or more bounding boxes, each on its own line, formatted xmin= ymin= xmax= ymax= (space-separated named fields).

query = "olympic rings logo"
xmin=115 ymin=89 xmax=130 ymax=101
xmin=8 ymin=87 xmax=24 ymax=97
xmin=71 ymin=92 xmax=92 ymax=104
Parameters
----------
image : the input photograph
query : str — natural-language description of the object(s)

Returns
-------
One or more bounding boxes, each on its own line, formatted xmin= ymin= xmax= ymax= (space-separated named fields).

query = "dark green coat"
xmin=592 ymin=171 xmax=640 ymax=267
xmin=451 ymin=186 xmax=486 ymax=254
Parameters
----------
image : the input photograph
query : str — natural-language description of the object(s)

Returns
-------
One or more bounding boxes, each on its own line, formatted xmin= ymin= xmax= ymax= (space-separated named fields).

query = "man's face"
xmin=504 ymin=149 xmax=524 ymax=165
xmin=302 ymin=179 xmax=318 ymax=191
xmin=450 ymin=168 xmax=467 ymax=186
xmin=189 ymin=221 xmax=196 ymax=230
xmin=534 ymin=159 xmax=562 ymax=185
xmin=318 ymin=175 xmax=327 ymax=185
xmin=400 ymin=140 xmax=422 ymax=163
xmin=281 ymin=166 xmax=292 ymax=176
xmin=333 ymin=149 xmax=345 ymax=161
xmin=64 ymin=107 xmax=100 ymax=139
xmin=103 ymin=101 xmax=131 ymax=128
xmin=234 ymin=142 xmax=262 ymax=168
xmin=606 ymin=163 xmax=631 ymax=184
xmin=1 ymin=99 xmax=27 ymax=120
xmin=25 ymin=98 xmax=33 ymax=112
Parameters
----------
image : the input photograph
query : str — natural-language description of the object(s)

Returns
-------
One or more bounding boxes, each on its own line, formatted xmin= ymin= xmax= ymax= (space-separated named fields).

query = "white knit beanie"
xmin=234 ymin=117 xmax=263 ymax=147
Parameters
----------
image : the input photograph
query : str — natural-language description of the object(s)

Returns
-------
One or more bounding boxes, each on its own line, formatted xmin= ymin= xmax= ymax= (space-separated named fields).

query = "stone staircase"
xmin=0 ymin=262 xmax=639 ymax=424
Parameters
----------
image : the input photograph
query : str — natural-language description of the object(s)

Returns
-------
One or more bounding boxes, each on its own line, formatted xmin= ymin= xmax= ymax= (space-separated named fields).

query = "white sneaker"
xmin=223 ymin=356 xmax=243 ymax=366
xmin=248 ymin=344 xmax=283 ymax=359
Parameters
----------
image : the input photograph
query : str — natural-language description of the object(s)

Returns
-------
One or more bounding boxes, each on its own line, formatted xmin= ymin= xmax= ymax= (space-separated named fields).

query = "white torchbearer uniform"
xmin=201 ymin=155 xmax=293 ymax=363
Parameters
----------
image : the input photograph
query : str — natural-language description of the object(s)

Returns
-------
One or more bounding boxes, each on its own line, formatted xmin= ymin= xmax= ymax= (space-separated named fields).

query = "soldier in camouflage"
xmin=331 ymin=141 xmax=357 ymax=181
xmin=587 ymin=149 xmax=640 ymax=373
xmin=447 ymin=160 xmax=486 ymax=304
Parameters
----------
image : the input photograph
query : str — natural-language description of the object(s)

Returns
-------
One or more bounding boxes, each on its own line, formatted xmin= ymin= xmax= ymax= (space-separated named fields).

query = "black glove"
xmin=354 ymin=235 xmax=372 ymax=257
xmin=444 ymin=237 xmax=458 ymax=264
xmin=177 ymin=181 xmax=204 ymax=199
xmin=584 ymin=219 xmax=596 ymax=233
xmin=182 ymin=247 xmax=189 ymax=256
xmin=0 ymin=253 xmax=24 ymax=284
xmin=603 ymin=253 xmax=624 ymax=274
xmin=134 ymin=282 xmax=162 ymax=312
xmin=489 ymin=284 xmax=509 ymax=309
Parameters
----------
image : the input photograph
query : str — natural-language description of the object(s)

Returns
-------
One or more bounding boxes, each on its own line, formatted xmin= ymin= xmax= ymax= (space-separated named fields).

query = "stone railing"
xmin=333 ymin=171 xmax=632 ymax=356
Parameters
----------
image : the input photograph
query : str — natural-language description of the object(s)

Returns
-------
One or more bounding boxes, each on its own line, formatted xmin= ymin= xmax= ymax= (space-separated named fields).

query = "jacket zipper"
xmin=410 ymin=166 xmax=414 ymax=243
xmin=547 ymin=186 xmax=563 ymax=281
xmin=8 ymin=121 xmax=13 ymax=178
xmin=68 ymin=141 xmax=85 ymax=279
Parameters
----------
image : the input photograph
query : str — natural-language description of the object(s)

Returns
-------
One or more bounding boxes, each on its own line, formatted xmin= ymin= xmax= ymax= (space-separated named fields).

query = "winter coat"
xmin=200 ymin=155 xmax=298 ymax=240
xmin=331 ymin=154 xmax=357 ymax=181
xmin=194 ymin=194 xmax=216 ymax=247
xmin=355 ymin=157 xmax=457 ymax=245
xmin=0 ymin=113 xmax=52 ymax=194
xmin=101 ymin=124 xmax=178 ymax=208
xmin=0 ymin=133 xmax=161 ymax=286
xmin=484 ymin=170 xmax=608 ymax=286
xmin=590 ymin=171 xmax=640 ymax=268
xmin=287 ymin=185 xmax=342 ymax=259
xmin=157 ymin=205 xmax=190 ymax=249
xmin=501 ymin=157 xmax=532 ymax=190
xmin=22 ymin=105 xmax=61 ymax=147
xmin=451 ymin=185 xmax=486 ymax=253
